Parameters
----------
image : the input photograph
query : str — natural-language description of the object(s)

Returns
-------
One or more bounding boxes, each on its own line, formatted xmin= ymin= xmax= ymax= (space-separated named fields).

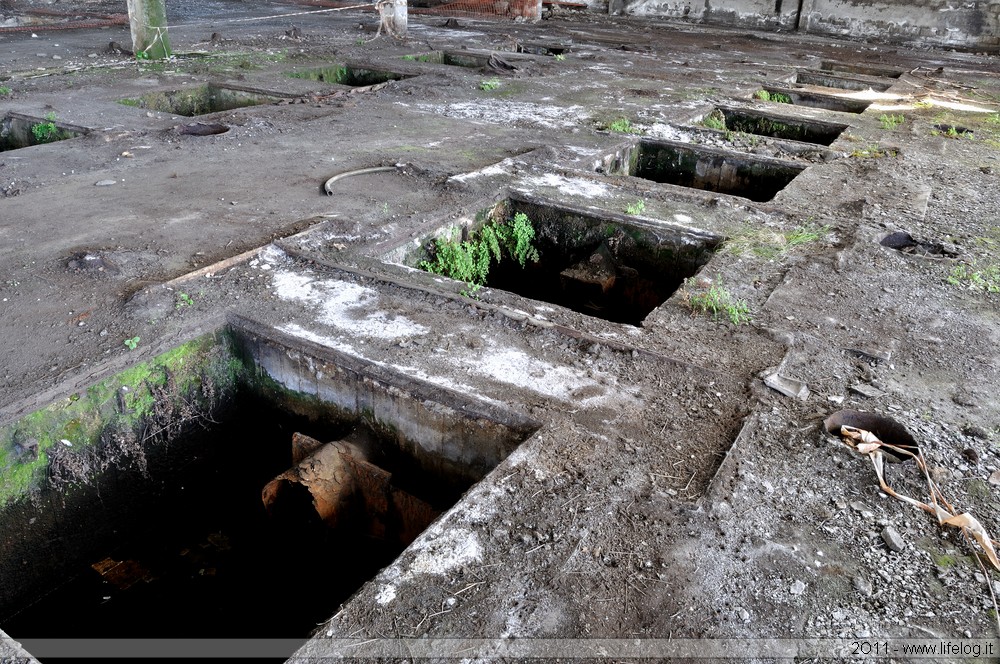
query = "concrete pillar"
xmin=392 ymin=0 xmax=408 ymax=37
xmin=126 ymin=0 xmax=172 ymax=60
xmin=511 ymin=0 xmax=542 ymax=20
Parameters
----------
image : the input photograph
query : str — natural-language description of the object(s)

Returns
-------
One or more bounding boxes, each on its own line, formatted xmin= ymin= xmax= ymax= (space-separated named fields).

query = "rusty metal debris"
xmin=263 ymin=431 xmax=438 ymax=545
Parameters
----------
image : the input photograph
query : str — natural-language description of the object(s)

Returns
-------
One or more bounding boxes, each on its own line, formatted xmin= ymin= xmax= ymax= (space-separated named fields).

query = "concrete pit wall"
xmin=228 ymin=316 xmax=541 ymax=493
xmin=800 ymin=0 xmax=1000 ymax=49
xmin=614 ymin=0 xmax=1000 ymax=51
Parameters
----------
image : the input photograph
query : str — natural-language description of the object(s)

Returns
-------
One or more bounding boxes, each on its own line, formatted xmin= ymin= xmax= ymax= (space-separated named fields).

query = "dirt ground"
xmin=2 ymin=0 xmax=1000 ymax=661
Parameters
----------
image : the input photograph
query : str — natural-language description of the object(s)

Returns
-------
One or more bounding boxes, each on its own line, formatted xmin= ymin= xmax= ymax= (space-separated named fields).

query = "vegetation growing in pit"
xmin=0 ymin=333 xmax=245 ymax=506
xmin=30 ymin=112 xmax=59 ymax=144
xmin=685 ymin=279 xmax=751 ymax=325
xmin=419 ymin=212 xmax=539 ymax=294
xmin=722 ymin=221 xmax=830 ymax=259
xmin=700 ymin=110 xmax=726 ymax=131
xmin=754 ymin=89 xmax=791 ymax=104
xmin=479 ymin=78 xmax=501 ymax=91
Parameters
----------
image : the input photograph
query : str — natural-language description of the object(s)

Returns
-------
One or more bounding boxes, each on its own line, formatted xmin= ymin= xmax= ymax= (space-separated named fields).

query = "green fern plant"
xmin=420 ymin=212 xmax=539 ymax=293
xmin=31 ymin=112 xmax=59 ymax=143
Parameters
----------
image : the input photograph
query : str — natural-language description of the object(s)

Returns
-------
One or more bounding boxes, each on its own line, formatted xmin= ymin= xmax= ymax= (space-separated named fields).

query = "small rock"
xmin=95 ymin=179 xmax=116 ymax=186
xmin=961 ymin=448 xmax=980 ymax=465
xmin=850 ymin=500 xmax=873 ymax=518
xmin=853 ymin=575 xmax=873 ymax=597
xmin=737 ymin=607 xmax=750 ymax=622
xmin=849 ymin=383 xmax=886 ymax=399
xmin=963 ymin=424 xmax=990 ymax=439
xmin=790 ymin=580 xmax=806 ymax=595
xmin=881 ymin=525 xmax=906 ymax=553
xmin=988 ymin=470 xmax=1000 ymax=486
xmin=764 ymin=373 xmax=810 ymax=400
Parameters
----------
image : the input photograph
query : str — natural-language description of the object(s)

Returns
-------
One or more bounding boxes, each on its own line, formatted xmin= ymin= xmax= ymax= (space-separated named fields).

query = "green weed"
xmin=850 ymin=143 xmax=896 ymax=158
xmin=607 ymin=118 xmax=639 ymax=134
xmin=479 ymin=78 xmax=501 ymax=91
xmin=175 ymin=292 xmax=194 ymax=309
xmin=625 ymin=200 xmax=646 ymax=215
xmin=554 ymin=54 xmax=566 ymax=62
xmin=754 ymin=89 xmax=791 ymax=104
xmin=701 ymin=110 xmax=727 ymax=131
xmin=878 ymin=113 xmax=905 ymax=130
xmin=686 ymin=280 xmax=751 ymax=325
xmin=419 ymin=212 xmax=539 ymax=293
xmin=785 ymin=223 xmax=829 ymax=249
xmin=0 ymin=86 xmax=11 ymax=96
xmin=947 ymin=263 xmax=1000 ymax=293
xmin=724 ymin=222 xmax=829 ymax=259
xmin=124 ymin=336 xmax=141 ymax=350
xmin=30 ymin=112 xmax=59 ymax=144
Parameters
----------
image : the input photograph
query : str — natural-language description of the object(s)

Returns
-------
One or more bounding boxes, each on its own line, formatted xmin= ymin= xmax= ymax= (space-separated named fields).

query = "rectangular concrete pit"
xmin=794 ymin=70 xmax=893 ymax=92
xmin=820 ymin=60 xmax=904 ymax=79
xmin=0 ymin=324 xmax=538 ymax=654
xmin=120 ymin=84 xmax=281 ymax=116
xmin=0 ymin=112 xmax=87 ymax=151
xmin=231 ymin=318 xmax=540 ymax=492
xmin=620 ymin=138 xmax=806 ymax=202
xmin=760 ymin=86 xmax=873 ymax=113
xmin=403 ymin=51 xmax=491 ymax=68
xmin=413 ymin=195 xmax=721 ymax=326
xmin=287 ymin=64 xmax=413 ymax=86
xmin=715 ymin=106 xmax=848 ymax=145
xmin=516 ymin=41 xmax=571 ymax=55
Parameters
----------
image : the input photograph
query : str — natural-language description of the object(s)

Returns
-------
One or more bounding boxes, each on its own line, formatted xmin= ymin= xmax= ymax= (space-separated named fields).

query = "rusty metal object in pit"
xmin=263 ymin=431 xmax=438 ymax=544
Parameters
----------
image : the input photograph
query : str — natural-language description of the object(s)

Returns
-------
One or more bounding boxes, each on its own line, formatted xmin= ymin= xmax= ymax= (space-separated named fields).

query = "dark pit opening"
xmin=820 ymin=60 xmax=904 ymax=79
xmin=416 ymin=195 xmax=720 ymax=326
xmin=714 ymin=106 xmax=847 ymax=146
xmin=402 ymin=51 xmax=488 ymax=68
xmin=516 ymin=41 xmax=571 ymax=56
xmin=287 ymin=65 xmax=412 ymax=87
xmin=0 ymin=113 xmax=86 ymax=152
xmin=0 ymin=328 xmax=537 ymax=662
xmin=795 ymin=70 xmax=893 ymax=92
xmin=824 ymin=409 xmax=920 ymax=459
xmin=119 ymin=84 xmax=279 ymax=117
xmin=760 ymin=86 xmax=872 ymax=114
xmin=623 ymin=138 xmax=805 ymax=202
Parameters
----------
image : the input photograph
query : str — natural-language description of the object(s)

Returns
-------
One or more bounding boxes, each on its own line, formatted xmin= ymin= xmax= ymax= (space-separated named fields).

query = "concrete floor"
xmin=2 ymin=3 xmax=1000 ymax=661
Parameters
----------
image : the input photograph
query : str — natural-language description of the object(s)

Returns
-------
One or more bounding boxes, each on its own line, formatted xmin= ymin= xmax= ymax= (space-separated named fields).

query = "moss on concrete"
xmin=0 ymin=331 xmax=245 ymax=506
